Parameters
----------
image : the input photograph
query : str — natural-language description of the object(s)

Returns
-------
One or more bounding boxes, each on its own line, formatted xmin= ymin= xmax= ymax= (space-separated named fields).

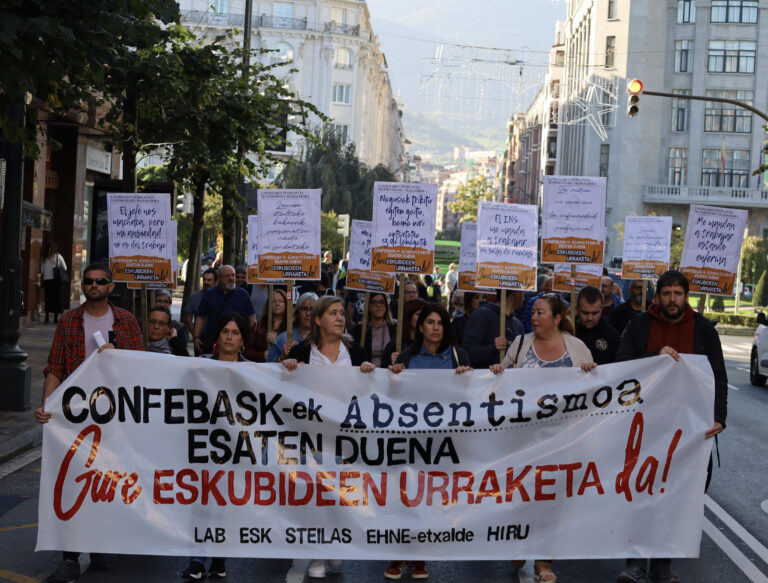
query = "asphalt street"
xmin=1 ymin=335 xmax=766 ymax=583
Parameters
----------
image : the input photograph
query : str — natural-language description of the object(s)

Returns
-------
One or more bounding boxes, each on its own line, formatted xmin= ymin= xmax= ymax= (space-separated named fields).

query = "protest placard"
xmin=679 ymin=205 xmax=748 ymax=296
xmin=622 ymin=216 xmax=672 ymax=280
xmin=107 ymin=193 xmax=172 ymax=283
xmin=38 ymin=351 xmax=712 ymax=560
xmin=458 ymin=222 xmax=479 ymax=292
xmin=127 ymin=220 xmax=177 ymax=290
xmin=257 ymin=190 xmax=321 ymax=281
xmin=476 ymin=202 xmax=538 ymax=291
xmin=541 ymin=176 xmax=605 ymax=264
xmin=552 ymin=263 xmax=603 ymax=293
xmin=346 ymin=220 xmax=396 ymax=294
xmin=371 ymin=182 xmax=437 ymax=274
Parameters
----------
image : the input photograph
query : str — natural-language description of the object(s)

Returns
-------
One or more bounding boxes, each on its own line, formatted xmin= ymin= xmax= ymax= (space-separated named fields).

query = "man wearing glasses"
xmin=35 ymin=262 xmax=144 ymax=582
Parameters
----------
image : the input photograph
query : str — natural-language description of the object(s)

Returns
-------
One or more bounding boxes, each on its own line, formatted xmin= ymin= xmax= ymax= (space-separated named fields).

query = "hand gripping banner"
xmin=37 ymin=352 xmax=714 ymax=560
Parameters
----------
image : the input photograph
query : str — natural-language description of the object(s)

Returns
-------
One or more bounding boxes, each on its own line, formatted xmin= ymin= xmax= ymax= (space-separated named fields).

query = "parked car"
xmin=751 ymin=311 xmax=768 ymax=386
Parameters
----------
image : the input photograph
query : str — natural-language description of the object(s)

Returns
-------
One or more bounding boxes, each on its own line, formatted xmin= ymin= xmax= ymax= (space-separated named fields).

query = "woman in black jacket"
xmin=351 ymin=293 xmax=397 ymax=367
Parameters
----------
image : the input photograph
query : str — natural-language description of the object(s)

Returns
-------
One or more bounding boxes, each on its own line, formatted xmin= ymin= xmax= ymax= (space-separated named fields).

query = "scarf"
xmin=147 ymin=337 xmax=172 ymax=354
xmin=647 ymin=303 xmax=695 ymax=354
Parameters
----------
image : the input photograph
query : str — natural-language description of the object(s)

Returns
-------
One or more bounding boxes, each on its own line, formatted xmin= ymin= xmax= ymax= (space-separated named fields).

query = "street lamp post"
xmin=0 ymin=100 xmax=31 ymax=411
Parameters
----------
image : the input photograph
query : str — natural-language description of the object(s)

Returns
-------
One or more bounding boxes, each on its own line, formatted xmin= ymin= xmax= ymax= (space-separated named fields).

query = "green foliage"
xmin=278 ymin=128 xmax=396 ymax=220
xmin=137 ymin=164 xmax=169 ymax=184
xmin=703 ymin=312 xmax=758 ymax=327
xmin=0 ymin=0 xmax=179 ymax=156
xmin=755 ymin=270 xmax=768 ymax=308
xmin=741 ymin=236 xmax=768 ymax=284
xmin=710 ymin=295 xmax=725 ymax=312
xmin=447 ymin=176 xmax=495 ymax=223
xmin=320 ymin=211 xmax=345 ymax=260
xmin=436 ymin=228 xmax=461 ymax=241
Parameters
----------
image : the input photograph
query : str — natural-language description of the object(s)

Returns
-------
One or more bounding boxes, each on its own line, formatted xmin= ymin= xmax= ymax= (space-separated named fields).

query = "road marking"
xmin=0 ymin=447 xmax=42 ymax=480
xmin=703 ymin=518 xmax=768 ymax=583
xmin=285 ymin=559 xmax=308 ymax=583
xmin=705 ymin=495 xmax=768 ymax=568
xmin=729 ymin=384 xmax=741 ymax=392
xmin=0 ymin=567 xmax=39 ymax=583
xmin=0 ymin=523 xmax=37 ymax=533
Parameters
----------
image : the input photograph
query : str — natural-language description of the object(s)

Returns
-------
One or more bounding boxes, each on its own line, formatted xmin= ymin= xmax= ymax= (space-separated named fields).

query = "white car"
xmin=751 ymin=312 xmax=768 ymax=386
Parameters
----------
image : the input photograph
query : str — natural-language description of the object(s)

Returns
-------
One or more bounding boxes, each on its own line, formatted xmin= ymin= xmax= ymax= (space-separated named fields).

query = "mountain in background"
xmin=402 ymin=111 xmax=508 ymax=163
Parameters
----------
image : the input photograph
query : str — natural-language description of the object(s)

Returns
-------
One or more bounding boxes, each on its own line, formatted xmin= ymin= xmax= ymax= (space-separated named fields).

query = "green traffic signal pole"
xmin=642 ymin=90 xmax=768 ymax=122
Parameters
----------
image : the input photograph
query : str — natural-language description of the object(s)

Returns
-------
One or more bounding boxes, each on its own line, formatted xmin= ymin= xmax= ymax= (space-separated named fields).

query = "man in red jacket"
xmin=35 ymin=263 xmax=143 ymax=582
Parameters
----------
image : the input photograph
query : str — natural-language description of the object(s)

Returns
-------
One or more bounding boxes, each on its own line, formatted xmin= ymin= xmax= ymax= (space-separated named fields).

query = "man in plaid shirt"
xmin=35 ymin=262 xmax=143 ymax=582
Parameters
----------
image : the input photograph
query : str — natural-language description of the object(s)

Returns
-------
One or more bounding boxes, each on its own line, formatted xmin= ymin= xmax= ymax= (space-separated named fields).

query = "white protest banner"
xmin=458 ymin=222 xmax=479 ymax=292
xmin=552 ymin=264 xmax=603 ymax=293
xmin=622 ymin=217 xmax=672 ymax=280
xmin=476 ymin=202 xmax=538 ymax=290
xmin=680 ymin=205 xmax=748 ymax=296
xmin=541 ymin=176 xmax=605 ymax=264
xmin=257 ymin=190 xmax=321 ymax=281
xmin=371 ymin=182 xmax=437 ymax=274
xmin=346 ymin=220 xmax=396 ymax=294
xmin=107 ymin=193 xmax=172 ymax=283
xmin=39 ymin=351 xmax=712 ymax=560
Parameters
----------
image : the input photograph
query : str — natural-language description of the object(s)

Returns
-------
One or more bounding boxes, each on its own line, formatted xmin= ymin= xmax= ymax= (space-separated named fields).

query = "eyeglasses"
xmin=148 ymin=319 xmax=170 ymax=327
xmin=83 ymin=277 xmax=111 ymax=286
xmin=370 ymin=299 xmax=386 ymax=306
xmin=298 ymin=306 xmax=313 ymax=313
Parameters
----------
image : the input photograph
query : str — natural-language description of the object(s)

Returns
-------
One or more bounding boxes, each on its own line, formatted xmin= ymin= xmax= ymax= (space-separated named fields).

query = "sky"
xmin=366 ymin=0 xmax=568 ymax=115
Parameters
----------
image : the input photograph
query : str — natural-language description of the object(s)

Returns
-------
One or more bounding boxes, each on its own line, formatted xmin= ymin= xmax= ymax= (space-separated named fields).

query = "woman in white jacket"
xmin=40 ymin=242 xmax=67 ymax=323
xmin=490 ymin=293 xmax=595 ymax=583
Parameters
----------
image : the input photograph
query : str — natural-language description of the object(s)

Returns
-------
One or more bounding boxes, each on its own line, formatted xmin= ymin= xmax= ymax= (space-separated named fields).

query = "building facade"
xmin=512 ymin=0 xmax=768 ymax=261
xmin=179 ymin=0 xmax=405 ymax=174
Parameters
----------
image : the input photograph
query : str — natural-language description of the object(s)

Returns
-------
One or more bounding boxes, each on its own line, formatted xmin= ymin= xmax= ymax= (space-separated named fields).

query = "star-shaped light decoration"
xmin=561 ymin=77 xmax=619 ymax=141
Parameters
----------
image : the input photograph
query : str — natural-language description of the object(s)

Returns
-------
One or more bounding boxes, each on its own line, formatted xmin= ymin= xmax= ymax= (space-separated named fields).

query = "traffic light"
xmin=176 ymin=192 xmax=192 ymax=213
xmin=627 ymin=79 xmax=643 ymax=117
xmin=337 ymin=213 xmax=350 ymax=236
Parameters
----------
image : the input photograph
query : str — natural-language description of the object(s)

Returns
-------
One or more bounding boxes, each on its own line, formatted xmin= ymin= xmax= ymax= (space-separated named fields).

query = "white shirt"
xmin=41 ymin=254 xmax=66 ymax=281
xmin=83 ymin=309 xmax=115 ymax=357
xmin=309 ymin=342 xmax=352 ymax=366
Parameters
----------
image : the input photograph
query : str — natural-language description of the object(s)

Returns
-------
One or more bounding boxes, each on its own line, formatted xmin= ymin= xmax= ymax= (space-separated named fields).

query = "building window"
xmin=608 ymin=0 xmax=617 ymax=19
xmin=708 ymin=40 xmax=756 ymax=73
xmin=269 ymin=42 xmax=294 ymax=64
xmin=605 ymin=36 xmax=616 ymax=68
xmin=330 ymin=7 xmax=348 ymax=25
xmin=668 ymin=148 xmax=687 ymax=185
xmin=704 ymin=90 xmax=753 ymax=133
xmin=550 ymin=79 xmax=560 ymax=99
xmin=555 ymin=51 xmax=565 ymax=66
xmin=674 ymin=40 xmax=693 ymax=72
xmin=273 ymin=2 xmax=294 ymax=27
xmin=212 ymin=0 xmax=228 ymax=12
xmin=333 ymin=47 xmax=353 ymax=70
xmin=701 ymin=148 xmax=750 ymax=187
xmin=677 ymin=0 xmax=696 ymax=22
xmin=331 ymin=83 xmax=352 ymax=104
xmin=599 ymin=144 xmax=610 ymax=178
xmin=671 ymin=89 xmax=691 ymax=131
xmin=331 ymin=123 xmax=349 ymax=143
xmin=711 ymin=0 xmax=758 ymax=23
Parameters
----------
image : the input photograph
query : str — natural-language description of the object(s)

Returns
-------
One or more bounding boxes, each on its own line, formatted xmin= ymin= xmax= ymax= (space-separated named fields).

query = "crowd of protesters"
xmin=36 ymin=258 xmax=727 ymax=583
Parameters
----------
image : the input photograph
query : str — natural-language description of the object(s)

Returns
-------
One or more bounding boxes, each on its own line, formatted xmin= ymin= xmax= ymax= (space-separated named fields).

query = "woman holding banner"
xmin=281 ymin=295 xmax=375 ymax=578
xmin=385 ymin=303 xmax=472 ymax=580
xmin=183 ymin=313 xmax=252 ymax=579
xmin=351 ymin=293 xmax=397 ymax=367
xmin=490 ymin=293 xmax=595 ymax=583
xmin=245 ymin=288 xmax=287 ymax=361
xmin=267 ymin=292 xmax=318 ymax=362
xmin=380 ymin=298 xmax=427 ymax=367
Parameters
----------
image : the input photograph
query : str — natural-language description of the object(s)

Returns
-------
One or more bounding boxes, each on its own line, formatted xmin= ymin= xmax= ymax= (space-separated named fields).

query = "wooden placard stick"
xmin=396 ymin=274 xmax=405 ymax=352
xmin=569 ymin=263 xmax=577 ymax=327
xmin=141 ymin=283 xmax=149 ymax=347
xmin=266 ymin=284 xmax=274 ymax=349
xmin=641 ymin=280 xmax=647 ymax=312
xmin=499 ymin=288 xmax=507 ymax=363
xmin=286 ymin=281 xmax=295 ymax=346
xmin=360 ymin=292 xmax=370 ymax=348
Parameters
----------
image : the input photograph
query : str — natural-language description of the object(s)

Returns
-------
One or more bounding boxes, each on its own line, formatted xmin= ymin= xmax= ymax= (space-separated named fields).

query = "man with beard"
xmin=610 ymin=279 xmax=650 ymax=335
xmin=35 ymin=263 xmax=143 ymax=582
xmin=615 ymin=270 xmax=726 ymax=583
xmin=575 ymin=285 xmax=620 ymax=365
xmin=193 ymin=265 xmax=255 ymax=355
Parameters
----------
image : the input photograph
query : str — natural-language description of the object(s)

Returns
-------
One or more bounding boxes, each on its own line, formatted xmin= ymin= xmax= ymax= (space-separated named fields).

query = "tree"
xmin=279 ymin=128 xmax=396 ymax=220
xmin=447 ymin=176 xmax=495 ymax=223
xmin=741 ymin=236 xmax=768 ymax=284
xmin=755 ymin=270 xmax=768 ymax=308
xmin=320 ymin=211 xmax=345 ymax=261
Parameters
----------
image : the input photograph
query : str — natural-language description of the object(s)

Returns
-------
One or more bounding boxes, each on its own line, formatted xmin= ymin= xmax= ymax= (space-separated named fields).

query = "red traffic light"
xmin=627 ymin=79 xmax=644 ymax=94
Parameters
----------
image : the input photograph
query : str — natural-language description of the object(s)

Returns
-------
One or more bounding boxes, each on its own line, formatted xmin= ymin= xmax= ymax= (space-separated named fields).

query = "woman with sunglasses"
xmin=281 ymin=295 xmax=374 ymax=578
xmin=385 ymin=303 xmax=471 ymax=580
xmin=351 ymin=293 xmax=397 ymax=367
xmin=267 ymin=292 xmax=318 ymax=362
xmin=245 ymin=288 xmax=288 ymax=362
xmin=490 ymin=293 xmax=595 ymax=583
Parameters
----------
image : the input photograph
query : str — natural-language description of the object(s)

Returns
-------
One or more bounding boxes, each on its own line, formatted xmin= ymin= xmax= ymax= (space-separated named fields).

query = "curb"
xmin=0 ymin=425 xmax=43 ymax=465
xmin=717 ymin=326 xmax=754 ymax=337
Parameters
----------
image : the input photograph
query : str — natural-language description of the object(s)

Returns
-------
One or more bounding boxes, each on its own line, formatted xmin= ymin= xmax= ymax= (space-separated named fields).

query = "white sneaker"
xmin=308 ymin=559 xmax=326 ymax=578
xmin=327 ymin=560 xmax=344 ymax=572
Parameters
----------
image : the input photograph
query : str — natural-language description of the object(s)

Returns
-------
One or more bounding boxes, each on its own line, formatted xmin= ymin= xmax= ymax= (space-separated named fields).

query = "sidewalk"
xmin=0 ymin=321 xmax=54 ymax=463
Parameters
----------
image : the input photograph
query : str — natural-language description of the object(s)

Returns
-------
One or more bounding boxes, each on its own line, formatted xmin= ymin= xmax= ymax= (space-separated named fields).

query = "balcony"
xmin=258 ymin=14 xmax=308 ymax=30
xmin=181 ymin=10 xmax=244 ymax=27
xmin=643 ymin=184 xmax=768 ymax=208
xmin=324 ymin=22 xmax=360 ymax=36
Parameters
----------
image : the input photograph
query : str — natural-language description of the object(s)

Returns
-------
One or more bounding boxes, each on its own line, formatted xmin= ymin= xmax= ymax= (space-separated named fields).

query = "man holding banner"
xmin=616 ymin=270 xmax=727 ymax=583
